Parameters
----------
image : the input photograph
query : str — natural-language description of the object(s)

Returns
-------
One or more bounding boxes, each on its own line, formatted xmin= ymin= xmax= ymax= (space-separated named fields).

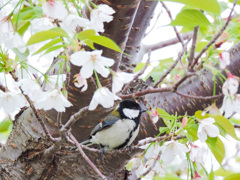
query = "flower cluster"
xmin=220 ymin=72 xmax=240 ymax=118
xmin=0 ymin=0 xmax=135 ymax=116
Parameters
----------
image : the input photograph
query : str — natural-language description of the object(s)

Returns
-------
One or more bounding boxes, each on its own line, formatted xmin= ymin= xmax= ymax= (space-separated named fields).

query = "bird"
xmin=80 ymin=100 xmax=146 ymax=153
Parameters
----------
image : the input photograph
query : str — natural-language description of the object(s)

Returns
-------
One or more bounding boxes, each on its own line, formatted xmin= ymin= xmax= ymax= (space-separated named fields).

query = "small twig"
xmin=189 ymin=0 xmax=237 ymax=71
xmin=60 ymin=106 xmax=89 ymax=134
xmin=188 ymin=26 xmax=199 ymax=66
xmin=69 ymin=132 xmax=107 ymax=180
xmin=43 ymin=106 xmax=89 ymax=162
xmin=119 ymin=71 xmax=196 ymax=99
xmin=10 ymin=72 xmax=56 ymax=141
xmin=176 ymin=91 xmax=224 ymax=100
xmin=172 ymin=72 xmax=197 ymax=91
xmin=119 ymin=86 xmax=172 ymax=99
xmin=57 ymin=112 xmax=64 ymax=139
xmin=139 ymin=151 xmax=162 ymax=178
xmin=122 ymin=50 xmax=151 ymax=93
xmin=153 ymin=38 xmax=191 ymax=88
xmin=234 ymin=125 xmax=240 ymax=129
xmin=161 ymin=1 xmax=184 ymax=47
xmin=145 ymin=7 xmax=163 ymax=37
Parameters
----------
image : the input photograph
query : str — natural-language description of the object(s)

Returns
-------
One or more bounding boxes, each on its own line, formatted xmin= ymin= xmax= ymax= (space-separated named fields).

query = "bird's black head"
xmin=117 ymin=100 xmax=145 ymax=121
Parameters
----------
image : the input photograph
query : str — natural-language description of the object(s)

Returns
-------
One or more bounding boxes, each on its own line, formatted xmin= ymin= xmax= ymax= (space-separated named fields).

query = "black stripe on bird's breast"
xmin=114 ymin=123 xmax=139 ymax=150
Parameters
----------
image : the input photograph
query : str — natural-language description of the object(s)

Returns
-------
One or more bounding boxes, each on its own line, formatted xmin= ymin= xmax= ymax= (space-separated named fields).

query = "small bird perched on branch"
xmin=80 ymin=100 xmax=146 ymax=154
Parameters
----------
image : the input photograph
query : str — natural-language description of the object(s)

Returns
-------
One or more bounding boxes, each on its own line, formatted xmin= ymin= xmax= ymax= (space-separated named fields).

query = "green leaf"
xmin=185 ymin=124 xmax=198 ymax=142
xmin=229 ymin=0 xmax=240 ymax=5
xmin=77 ymin=29 xmax=123 ymax=53
xmin=12 ymin=48 xmax=29 ymax=60
xmin=33 ymin=38 xmax=63 ymax=55
xmin=157 ymin=108 xmax=171 ymax=118
xmin=209 ymin=170 xmax=214 ymax=180
xmin=196 ymin=41 xmax=209 ymax=52
xmin=134 ymin=62 xmax=147 ymax=73
xmin=159 ymin=127 xmax=169 ymax=135
xmin=162 ymin=0 xmax=220 ymax=14
xmin=206 ymin=137 xmax=225 ymax=164
xmin=0 ymin=119 xmax=13 ymax=143
xmin=27 ymin=27 xmax=69 ymax=45
xmin=171 ymin=9 xmax=210 ymax=27
xmin=77 ymin=29 xmax=96 ymax=40
xmin=195 ymin=110 xmax=208 ymax=119
xmin=88 ymin=35 xmax=122 ymax=53
xmin=209 ymin=115 xmax=240 ymax=141
xmin=15 ymin=20 xmax=31 ymax=36
xmin=224 ymin=173 xmax=240 ymax=180
xmin=44 ymin=44 xmax=67 ymax=55
xmin=145 ymin=58 xmax=174 ymax=83
xmin=0 ymin=119 xmax=12 ymax=132
xmin=215 ymin=168 xmax=233 ymax=177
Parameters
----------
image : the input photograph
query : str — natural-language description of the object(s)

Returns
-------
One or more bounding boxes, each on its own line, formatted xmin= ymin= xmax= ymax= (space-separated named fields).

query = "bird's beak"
xmin=141 ymin=109 xmax=147 ymax=113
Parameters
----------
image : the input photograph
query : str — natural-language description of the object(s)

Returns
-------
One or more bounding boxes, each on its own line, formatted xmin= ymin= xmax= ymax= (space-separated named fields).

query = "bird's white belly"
xmin=91 ymin=119 xmax=139 ymax=149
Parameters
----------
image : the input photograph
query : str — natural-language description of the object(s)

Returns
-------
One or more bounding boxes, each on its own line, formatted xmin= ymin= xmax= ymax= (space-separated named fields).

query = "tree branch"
xmin=153 ymin=37 xmax=191 ymax=88
xmin=160 ymin=1 xmax=184 ymax=47
xmin=69 ymin=132 xmax=107 ymax=180
xmin=188 ymin=26 xmax=199 ymax=66
xmin=189 ymin=0 xmax=237 ymax=71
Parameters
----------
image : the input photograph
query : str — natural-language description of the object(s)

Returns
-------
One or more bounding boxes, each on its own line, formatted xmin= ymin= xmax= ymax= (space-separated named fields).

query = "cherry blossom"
xmin=161 ymin=140 xmax=189 ymax=165
xmin=219 ymin=51 xmax=230 ymax=69
xmin=149 ymin=109 xmax=159 ymax=123
xmin=0 ymin=18 xmax=25 ymax=51
xmin=112 ymin=71 xmax=134 ymax=93
xmin=70 ymin=50 xmax=114 ymax=78
xmin=30 ymin=18 xmax=55 ymax=34
xmin=0 ymin=91 xmax=26 ymax=114
xmin=34 ymin=89 xmax=72 ymax=112
xmin=189 ymin=143 xmax=205 ymax=165
xmin=89 ymin=4 xmax=115 ymax=32
xmin=19 ymin=79 xmax=44 ymax=102
xmin=42 ymin=0 xmax=68 ymax=20
xmin=222 ymin=72 xmax=239 ymax=96
xmin=73 ymin=73 xmax=88 ymax=91
xmin=197 ymin=118 xmax=219 ymax=142
xmin=88 ymin=87 xmax=121 ymax=110
xmin=61 ymin=14 xmax=90 ymax=35
xmin=220 ymin=72 xmax=240 ymax=118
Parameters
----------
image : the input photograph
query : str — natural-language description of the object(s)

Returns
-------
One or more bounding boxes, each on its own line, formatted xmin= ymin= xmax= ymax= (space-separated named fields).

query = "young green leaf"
xmin=88 ymin=35 xmax=122 ymax=53
xmin=33 ymin=38 xmax=63 ymax=55
xmin=163 ymin=0 xmax=220 ymax=14
xmin=224 ymin=173 xmax=240 ymax=180
xmin=171 ymin=9 xmax=210 ymax=27
xmin=209 ymin=115 xmax=240 ymax=141
xmin=27 ymin=27 xmax=69 ymax=45
xmin=206 ymin=137 xmax=225 ymax=164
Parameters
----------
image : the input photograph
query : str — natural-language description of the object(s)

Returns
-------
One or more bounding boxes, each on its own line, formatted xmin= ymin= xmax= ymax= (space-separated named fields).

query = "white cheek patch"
xmin=123 ymin=108 xmax=140 ymax=119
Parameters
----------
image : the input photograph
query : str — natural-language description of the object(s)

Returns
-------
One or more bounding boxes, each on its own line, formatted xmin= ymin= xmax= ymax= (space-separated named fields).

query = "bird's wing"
xmin=90 ymin=112 xmax=120 ymax=136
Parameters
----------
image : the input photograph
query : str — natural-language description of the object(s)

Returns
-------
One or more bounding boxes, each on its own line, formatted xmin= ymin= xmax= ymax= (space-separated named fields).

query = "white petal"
xmin=112 ymin=78 xmax=124 ymax=93
xmin=100 ymin=56 xmax=114 ymax=67
xmin=70 ymin=51 xmax=90 ymax=66
xmin=197 ymin=130 xmax=207 ymax=143
xmin=200 ymin=117 xmax=215 ymax=125
xmin=94 ymin=60 xmax=110 ymax=78
xmin=80 ymin=60 xmax=94 ymax=78
xmin=161 ymin=145 xmax=175 ymax=164
xmin=205 ymin=125 xmax=219 ymax=138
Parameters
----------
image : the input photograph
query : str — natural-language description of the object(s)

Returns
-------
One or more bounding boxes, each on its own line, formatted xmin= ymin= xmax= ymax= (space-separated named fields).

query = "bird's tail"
xmin=79 ymin=139 xmax=92 ymax=146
